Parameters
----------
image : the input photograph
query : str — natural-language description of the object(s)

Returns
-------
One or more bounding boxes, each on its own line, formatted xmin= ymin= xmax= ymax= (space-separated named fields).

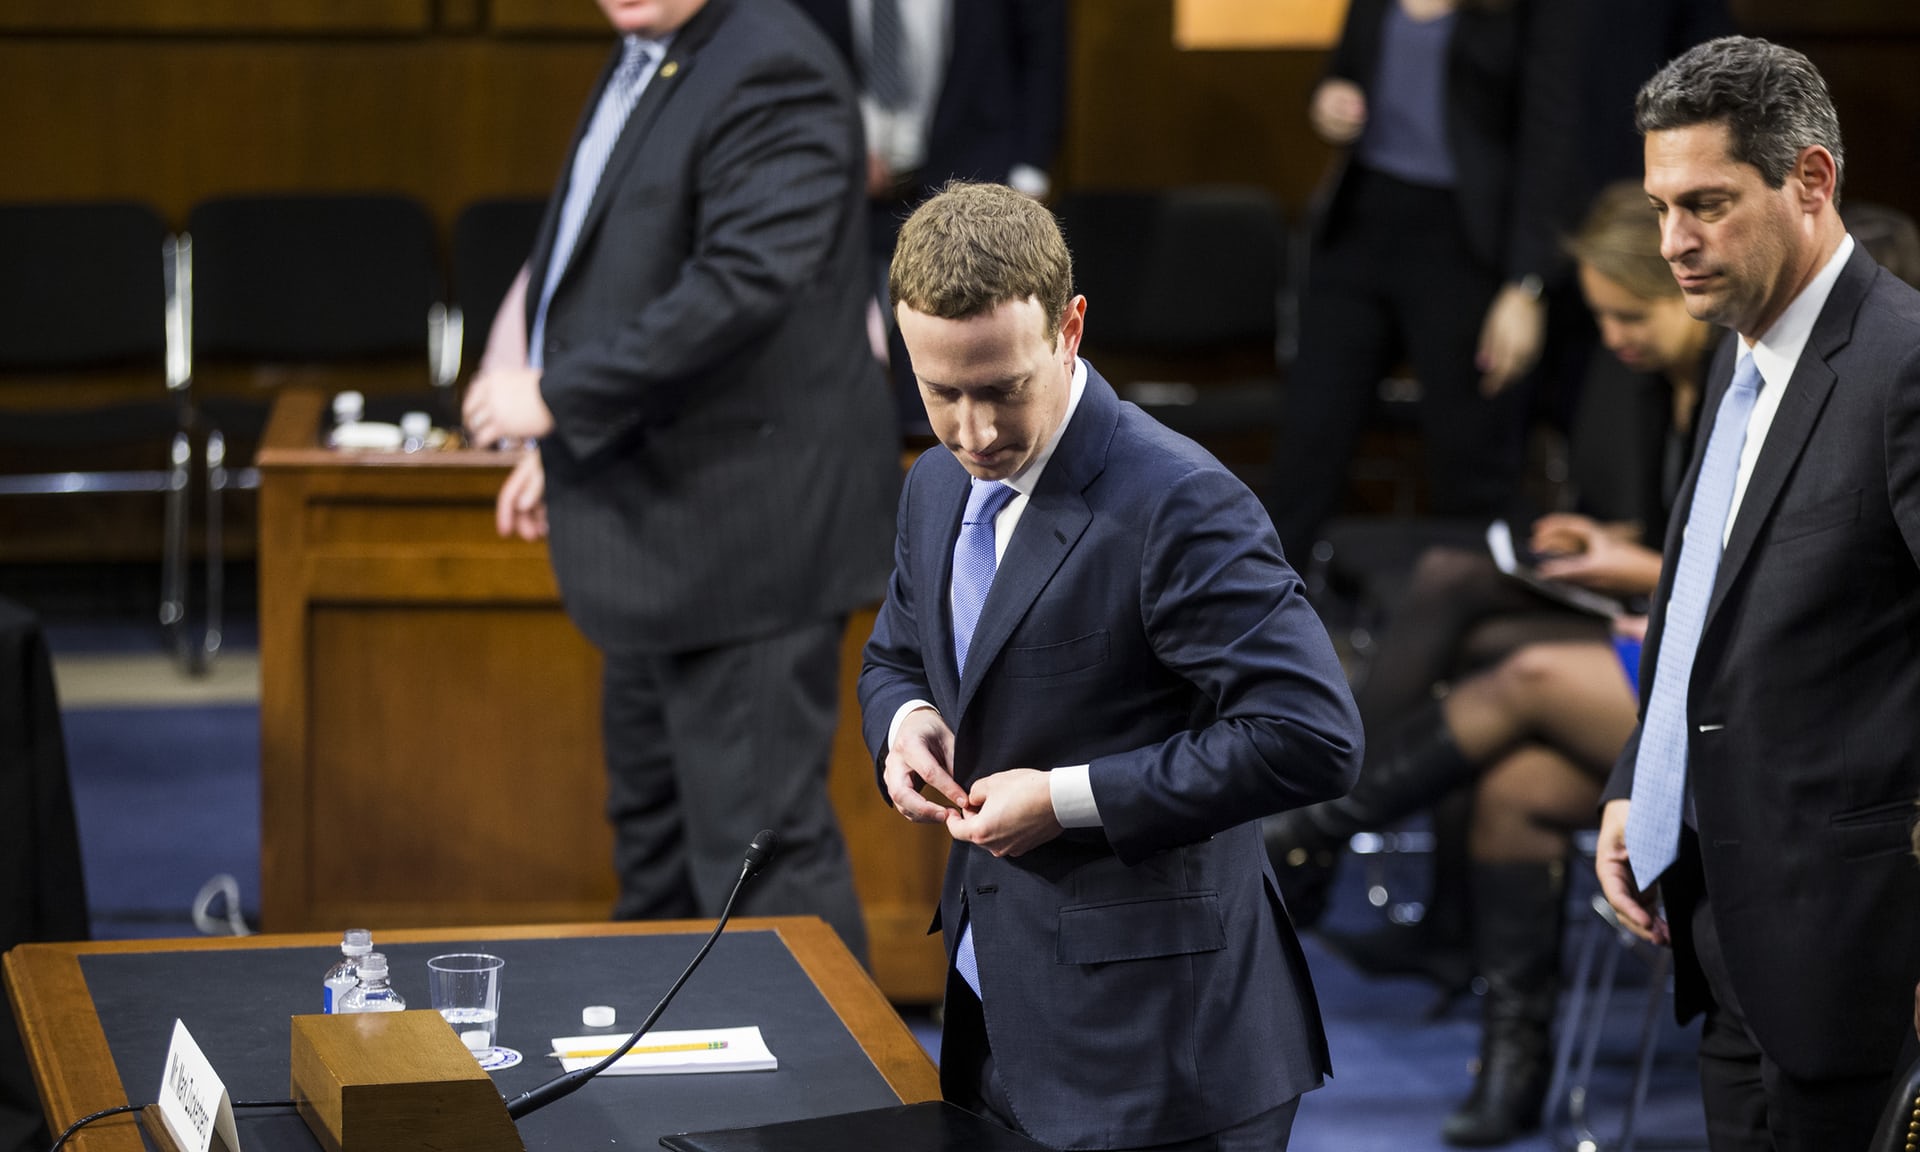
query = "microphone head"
xmin=743 ymin=830 xmax=779 ymax=878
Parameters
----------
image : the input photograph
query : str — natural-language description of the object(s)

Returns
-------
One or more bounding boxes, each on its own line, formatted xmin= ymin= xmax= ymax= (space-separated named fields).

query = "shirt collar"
xmin=1746 ymin=233 xmax=1853 ymax=391
xmin=999 ymin=357 xmax=1088 ymax=499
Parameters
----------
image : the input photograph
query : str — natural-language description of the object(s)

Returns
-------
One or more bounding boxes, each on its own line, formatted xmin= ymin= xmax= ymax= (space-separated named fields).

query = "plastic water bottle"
xmin=322 ymin=928 xmax=373 ymax=1014
xmin=338 ymin=952 xmax=405 ymax=1013
xmin=327 ymin=390 xmax=365 ymax=448
xmin=400 ymin=411 xmax=432 ymax=453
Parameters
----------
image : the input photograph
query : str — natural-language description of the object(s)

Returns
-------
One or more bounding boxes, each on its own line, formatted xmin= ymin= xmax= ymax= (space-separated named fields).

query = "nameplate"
xmin=157 ymin=1019 xmax=242 ymax=1152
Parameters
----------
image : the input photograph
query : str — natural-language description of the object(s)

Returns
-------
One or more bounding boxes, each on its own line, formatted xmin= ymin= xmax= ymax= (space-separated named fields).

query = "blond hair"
xmin=890 ymin=181 xmax=1073 ymax=339
xmin=1564 ymin=181 xmax=1680 ymax=302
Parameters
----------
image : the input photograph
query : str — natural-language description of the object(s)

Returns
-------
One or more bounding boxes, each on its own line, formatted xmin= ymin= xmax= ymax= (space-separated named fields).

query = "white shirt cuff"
xmin=1049 ymin=763 xmax=1101 ymax=828
xmin=888 ymin=700 xmax=938 ymax=752
xmin=1007 ymin=164 xmax=1051 ymax=200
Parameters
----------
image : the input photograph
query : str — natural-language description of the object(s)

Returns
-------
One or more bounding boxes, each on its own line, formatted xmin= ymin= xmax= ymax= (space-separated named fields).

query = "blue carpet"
xmin=60 ymin=703 xmax=261 ymax=940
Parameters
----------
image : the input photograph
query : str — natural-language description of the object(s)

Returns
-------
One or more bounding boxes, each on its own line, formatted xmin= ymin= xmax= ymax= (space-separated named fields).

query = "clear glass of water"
xmin=427 ymin=953 xmax=505 ymax=1053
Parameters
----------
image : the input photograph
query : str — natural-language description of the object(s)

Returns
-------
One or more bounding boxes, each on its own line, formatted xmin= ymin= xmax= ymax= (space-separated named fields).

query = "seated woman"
xmin=1266 ymin=181 xmax=1715 ymax=1147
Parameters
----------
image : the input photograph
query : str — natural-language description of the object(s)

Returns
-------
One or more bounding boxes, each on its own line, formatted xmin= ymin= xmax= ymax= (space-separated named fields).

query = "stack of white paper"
xmin=548 ymin=1026 xmax=777 ymax=1075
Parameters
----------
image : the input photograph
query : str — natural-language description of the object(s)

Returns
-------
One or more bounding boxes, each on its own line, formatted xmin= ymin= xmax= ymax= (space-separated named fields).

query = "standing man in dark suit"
xmin=1596 ymin=37 xmax=1920 ymax=1151
xmin=788 ymin=0 xmax=1069 ymax=432
xmin=462 ymin=0 xmax=899 ymax=959
xmin=860 ymin=183 xmax=1363 ymax=1150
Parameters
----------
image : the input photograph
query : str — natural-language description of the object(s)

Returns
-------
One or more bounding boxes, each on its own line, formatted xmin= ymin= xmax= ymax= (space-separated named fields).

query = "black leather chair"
xmin=451 ymin=196 xmax=547 ymax=376
xmin=1054 ymin=186 xmax=1287 ymax=490
xmin=0 ymin=202 xmax=207 ymax=667
xmin=0 ymin=596 xmax=90 ymax=1152
xmin=179 ymin=193 xmax=445 ymax=656
xmin=1870 ymin=1053 xmax=1920 ymax=1152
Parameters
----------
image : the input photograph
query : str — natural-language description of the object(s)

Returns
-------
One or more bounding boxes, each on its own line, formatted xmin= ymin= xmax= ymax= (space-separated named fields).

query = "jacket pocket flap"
xmin=1057 ymin=893 xmax=1225 ymax=964
xmin=1003 ymin=630 xmax=1110 ymax=678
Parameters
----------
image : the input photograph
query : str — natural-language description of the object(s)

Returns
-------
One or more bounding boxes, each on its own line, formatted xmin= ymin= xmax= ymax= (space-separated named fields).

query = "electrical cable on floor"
xmin=191 ymin=872 xmax=253 ymax=936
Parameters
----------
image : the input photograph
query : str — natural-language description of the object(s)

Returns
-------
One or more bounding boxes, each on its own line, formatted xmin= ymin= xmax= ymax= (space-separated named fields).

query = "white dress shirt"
xmin=1723 ymin=234 xmax=1855 ymax=542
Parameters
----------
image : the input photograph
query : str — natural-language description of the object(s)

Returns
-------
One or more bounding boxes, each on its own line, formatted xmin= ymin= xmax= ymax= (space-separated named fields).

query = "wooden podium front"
xmin=257 ymin=391 xmax=948 ymax=1002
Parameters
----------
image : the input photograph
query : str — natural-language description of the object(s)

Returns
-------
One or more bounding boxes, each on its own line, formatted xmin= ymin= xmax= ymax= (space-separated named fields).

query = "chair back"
xmin=452 ymin=196 xmax=547 ymax=372
xmin=185 ymin=193 xmax=439 ymax=362
xmin=0 ymin=201 xmax=167 ymax=371
xmin=1056 ymin=185 xmax=1284 ymax=358
xmin=1870 ymin=1053 xmax=1920 ymax=1152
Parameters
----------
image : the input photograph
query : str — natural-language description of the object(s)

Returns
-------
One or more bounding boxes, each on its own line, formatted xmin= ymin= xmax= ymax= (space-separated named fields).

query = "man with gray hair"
xmin=1595 ymin=35 xmax=1920 ymax=1150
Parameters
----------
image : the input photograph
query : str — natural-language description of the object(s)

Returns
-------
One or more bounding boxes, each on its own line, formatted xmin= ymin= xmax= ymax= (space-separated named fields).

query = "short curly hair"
xmin=889 ymin=182 xmax=1074 ymax=340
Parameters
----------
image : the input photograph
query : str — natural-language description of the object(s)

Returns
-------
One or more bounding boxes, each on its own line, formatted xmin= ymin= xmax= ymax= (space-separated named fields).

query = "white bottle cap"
xmin=342 ymin=928 xmax=372 ymax=956
xmin=582 ymin=1005 xmax=616 ymax=1028
xmin=401 ymin=412 xmax=431 ymax=438
xmin=357 ymin=953 xmax=388 ymax=980
xmin=332 ymin=390 xmax=365 ymax=421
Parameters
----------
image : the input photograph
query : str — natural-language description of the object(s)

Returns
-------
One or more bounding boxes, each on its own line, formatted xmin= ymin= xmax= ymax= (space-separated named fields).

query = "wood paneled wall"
xmin=1 ymin=0 xmax=1914 ymax=269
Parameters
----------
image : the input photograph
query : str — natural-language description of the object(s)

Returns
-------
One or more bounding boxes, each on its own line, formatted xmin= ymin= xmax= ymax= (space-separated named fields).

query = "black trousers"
xmin=600 ymin=615 xmax=868 ymax=963
xmin=1272 ymin=166 xmax=1528 ymax=559
xmin=1669 ymin=831 xmax=1893 ymax=1152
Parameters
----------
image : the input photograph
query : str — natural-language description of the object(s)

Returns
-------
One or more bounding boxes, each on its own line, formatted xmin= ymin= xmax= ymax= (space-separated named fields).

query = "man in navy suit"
xmin=1597 ymin=37 xmax=1920 ymax=1150
xmin=462 ymin=0 xmax=897 ymax=958
xmin=860 ymin=182 xmax=1363 ymax=1150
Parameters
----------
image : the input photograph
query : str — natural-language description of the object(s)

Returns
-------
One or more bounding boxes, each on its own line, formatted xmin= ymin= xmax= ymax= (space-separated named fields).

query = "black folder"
xmin=660 ymin=1101 xmax=1052 ymax=1151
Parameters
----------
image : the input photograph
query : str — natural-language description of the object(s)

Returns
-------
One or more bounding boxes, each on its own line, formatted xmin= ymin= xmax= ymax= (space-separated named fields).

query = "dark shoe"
xmin=1440 ymin=860 xmax=1566 ymax=1148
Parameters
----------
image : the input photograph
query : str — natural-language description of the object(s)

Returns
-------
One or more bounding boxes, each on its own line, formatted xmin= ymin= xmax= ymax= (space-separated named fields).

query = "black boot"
xmin=1440 ymin=860 xmax=1565 ymax=1148
xmin=1320 ymin=788 xmax=1476 ymax=1006
xmin=1264 ymin=699 xmax=1477 ymax=927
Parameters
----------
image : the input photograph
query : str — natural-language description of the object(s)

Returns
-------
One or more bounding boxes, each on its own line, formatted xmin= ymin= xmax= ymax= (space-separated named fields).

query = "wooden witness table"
xmin=256 ymin=389 xmax=949 ymax=1003
xmin=3 ymin=917 xmax=940 ymax=1152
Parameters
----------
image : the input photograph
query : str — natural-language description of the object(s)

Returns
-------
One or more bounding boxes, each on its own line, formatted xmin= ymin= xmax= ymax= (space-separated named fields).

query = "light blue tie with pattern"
xmin=529 ymin=37 xmax=658 ymax=369
xmin=1626 ymin=352 xmax=1764 ymax=890
xmin=950 ymin=478 xmax=1016 ymax=999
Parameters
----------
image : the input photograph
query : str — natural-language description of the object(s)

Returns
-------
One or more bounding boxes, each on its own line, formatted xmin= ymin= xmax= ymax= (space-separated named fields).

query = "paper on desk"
xmin=550 ymin=1026 xmax=777 ymax=1075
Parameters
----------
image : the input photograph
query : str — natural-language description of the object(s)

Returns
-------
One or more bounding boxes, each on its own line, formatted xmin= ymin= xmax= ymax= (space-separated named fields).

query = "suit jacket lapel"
xmin=953 ymin=368 xmax=1116 ymax=717
xmin=548 ymin=0 xmax=733 ymax=305
xmin=1706 ymin=245 xmax=1871 ymax=620
xmin=914 ymin=458 xmax=970 ymax=712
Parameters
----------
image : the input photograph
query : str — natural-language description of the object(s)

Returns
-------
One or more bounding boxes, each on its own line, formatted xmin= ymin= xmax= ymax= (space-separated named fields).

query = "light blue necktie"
xmin=950 ymin=478 xmax=1015 ymax=999
xmin=1626 ymin=352 xmax=1764 ymax=890
xmin=529 ymin=37 xmax=659 ymax=370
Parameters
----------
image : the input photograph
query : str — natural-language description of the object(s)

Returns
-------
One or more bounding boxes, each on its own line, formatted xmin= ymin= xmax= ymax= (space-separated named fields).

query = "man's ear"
xmin=1792 ymin=145 xmax=1839 ymax=213
xmin=1057 ymin=295 xmax=1088 ymax=362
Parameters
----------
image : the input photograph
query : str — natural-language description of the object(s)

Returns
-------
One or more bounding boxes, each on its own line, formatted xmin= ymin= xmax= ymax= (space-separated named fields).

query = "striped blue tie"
xmin=865 ymin=0 xmax=908 ymax=110
xmin=529 ymin=37 xmax=658 ymax=369
xmin=950 ymin=478 xmax=1015 ymax=999
xmin=1626 ymin=352 xmax=1764 ymax=890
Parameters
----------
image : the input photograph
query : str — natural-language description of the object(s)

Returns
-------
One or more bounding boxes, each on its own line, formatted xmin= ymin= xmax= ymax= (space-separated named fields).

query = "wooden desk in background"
xmin=256 ymin=389 xmax=949 ymax=1002
xmin=3 ymin=918 xmax=940 ymax=1152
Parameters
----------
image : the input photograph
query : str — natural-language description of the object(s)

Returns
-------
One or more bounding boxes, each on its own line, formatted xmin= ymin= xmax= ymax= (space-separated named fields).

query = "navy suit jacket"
xmin=1603 ymin=244 xmax=1920 ymax=1080
xmin=526 ymin=0 xmax=898 ymax=654
xmin=860 ymin=366 xmax=1363 ymax=1149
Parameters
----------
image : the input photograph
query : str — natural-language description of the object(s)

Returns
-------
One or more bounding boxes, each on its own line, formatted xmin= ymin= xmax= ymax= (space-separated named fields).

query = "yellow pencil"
xmin=551 ymin=1039 xmax=730 ymax=1059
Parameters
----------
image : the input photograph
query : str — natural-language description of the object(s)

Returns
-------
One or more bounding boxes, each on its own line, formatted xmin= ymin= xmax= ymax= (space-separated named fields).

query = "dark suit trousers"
xmin=600 ymin=615 xmax=868 ymax=963
xmin=943 ymin=969 xmax=1302 ymax=1151
xmin=1272 ymin=166 xmax=1527 ymax=559
xmin=1668 ymin=831 xmax=1892 ymax=1152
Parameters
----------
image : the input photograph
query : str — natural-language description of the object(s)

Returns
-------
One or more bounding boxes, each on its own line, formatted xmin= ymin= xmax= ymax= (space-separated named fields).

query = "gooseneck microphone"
xmin=504 ymin=829 xmax=780 ymax=1122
